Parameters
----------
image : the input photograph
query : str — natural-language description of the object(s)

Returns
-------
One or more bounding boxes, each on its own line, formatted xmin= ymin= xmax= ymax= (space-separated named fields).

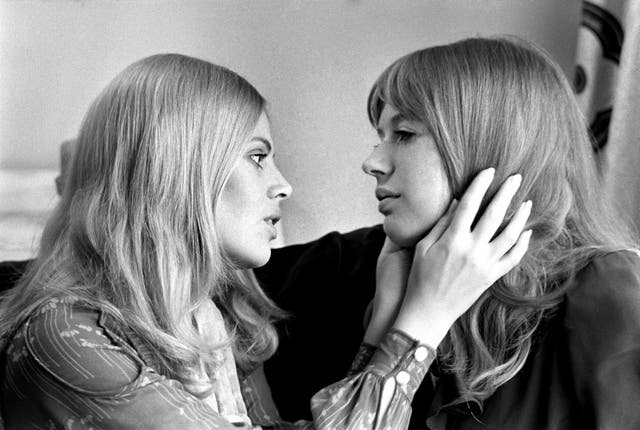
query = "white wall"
xmin=0 ymin=0 xmax=581 ymax=246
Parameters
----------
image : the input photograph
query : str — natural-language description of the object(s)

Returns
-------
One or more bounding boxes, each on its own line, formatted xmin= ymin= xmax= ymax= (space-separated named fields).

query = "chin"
xmin=242 ymin=248 xmax=272 ymax=269
xmin=228 ymin=244 xmax=272 ymax=269
xmin=383 ymin=218 xmax=427 ymax=248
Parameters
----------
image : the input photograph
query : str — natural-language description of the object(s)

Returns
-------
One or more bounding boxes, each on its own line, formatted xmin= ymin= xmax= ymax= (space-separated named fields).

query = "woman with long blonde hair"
xmin=0 ymin=53 xmax=527 ymax=429
xmin=249 ymin=36 xmax=640 ymax=430
xmin=358 ymin=36 xmax=640 ymax=428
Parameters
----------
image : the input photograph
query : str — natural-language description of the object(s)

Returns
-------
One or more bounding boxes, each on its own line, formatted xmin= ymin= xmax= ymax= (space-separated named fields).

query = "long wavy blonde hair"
xmin=0 ymin=54 xmax=283 ymax=395
xmin=368 ymin=37 xmax=637 ymax=404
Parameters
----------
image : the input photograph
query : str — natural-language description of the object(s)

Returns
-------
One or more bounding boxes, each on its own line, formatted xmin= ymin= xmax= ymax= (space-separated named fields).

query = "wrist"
xmin=369 ymin=293 xmax=402 ymax=325
xmin=364 ymin=310 xmax=396 ymax=345
xmin=392 ymin=300 xmax=453 ymax=350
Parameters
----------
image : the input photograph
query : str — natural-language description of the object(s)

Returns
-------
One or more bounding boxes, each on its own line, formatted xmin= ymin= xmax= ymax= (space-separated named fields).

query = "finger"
xmin=451 ymin=168 xmax=495 ymax=231
xmin=490 ymin=200 xmax=532 ymax=255
xmin=495 ymin=229 xmax=532 ymax=275
xmin=379 ymin=237 xmax=412 ymax=265
xmin=416 ymin=199 xmax=458 ymax=254
xmin=380 ymin=236 xmax=402 ymax=254
xmin=473 ymin=174 xmax=523 ymax=241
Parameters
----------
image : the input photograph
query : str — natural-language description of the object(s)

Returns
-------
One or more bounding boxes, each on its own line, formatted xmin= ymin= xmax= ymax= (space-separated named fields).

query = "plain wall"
xmin=0 ymin=0 xmax=582 ymax=245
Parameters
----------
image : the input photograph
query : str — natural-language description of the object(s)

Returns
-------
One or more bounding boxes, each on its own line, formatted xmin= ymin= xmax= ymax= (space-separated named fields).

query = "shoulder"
xmin=256 ymin=225 xmax=384 ymax=294
xmin=21 ymin=297 xmax=144 ymax=395
xmin=268 ymin=225 xmax=384 ymax=268
xmin=567 ymin=250 xmax=640 ymax=313
xmin=564 ymin=250 xmax=640 ymax=354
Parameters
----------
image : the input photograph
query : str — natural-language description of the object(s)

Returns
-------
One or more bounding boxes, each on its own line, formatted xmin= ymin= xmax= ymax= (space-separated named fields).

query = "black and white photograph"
xmin=1 ymin=1 xmax=639 ymax=428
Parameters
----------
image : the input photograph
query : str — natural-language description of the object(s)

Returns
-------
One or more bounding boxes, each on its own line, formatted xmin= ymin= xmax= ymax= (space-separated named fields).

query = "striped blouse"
xmin=0 ymin=297 xmax=434 ymax=429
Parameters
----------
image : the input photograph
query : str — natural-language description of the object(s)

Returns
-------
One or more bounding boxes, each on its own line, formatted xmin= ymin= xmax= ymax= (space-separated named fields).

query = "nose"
xmin=362 ymin=146 xmax=389 ymax=178
xmin=268 ymin=166 xmax=293 ymax=200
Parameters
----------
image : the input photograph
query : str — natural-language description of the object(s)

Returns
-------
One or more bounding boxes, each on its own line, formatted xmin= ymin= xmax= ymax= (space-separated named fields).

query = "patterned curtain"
xmin=574 ymin=0 xmax=640 ymax=234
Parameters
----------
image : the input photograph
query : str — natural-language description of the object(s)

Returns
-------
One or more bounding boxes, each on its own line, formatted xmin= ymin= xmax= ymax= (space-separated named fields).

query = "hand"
xmin=364 ymin=237 xmax=412 ymax=345
xmin=393 ymin=168 xmax=532 ymax=348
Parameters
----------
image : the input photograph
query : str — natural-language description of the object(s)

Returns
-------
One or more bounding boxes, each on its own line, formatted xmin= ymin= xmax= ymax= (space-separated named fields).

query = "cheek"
xmin=216 ymin=172 xmax=272 ymax=268
xmin=386 ymin=167 xmax=451 ymax=246
xmin=218 ymin=168 xmax=260 ymax=226
xmin=216 ymin=207 xmax=271 ymax=268
xmin=219 ymin=174 xmax=244 ymax=214
xmin=382 ymin=202 xmax=438 ymax=247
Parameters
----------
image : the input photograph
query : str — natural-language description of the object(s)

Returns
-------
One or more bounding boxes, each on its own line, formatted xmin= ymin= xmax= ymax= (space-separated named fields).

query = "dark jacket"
xmin=256 ymin=226 xmax=640 ymax=430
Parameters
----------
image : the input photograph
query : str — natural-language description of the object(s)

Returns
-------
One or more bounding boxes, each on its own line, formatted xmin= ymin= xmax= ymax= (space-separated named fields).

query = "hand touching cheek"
xmin=393 ymin=169 xmax=532 ymax=349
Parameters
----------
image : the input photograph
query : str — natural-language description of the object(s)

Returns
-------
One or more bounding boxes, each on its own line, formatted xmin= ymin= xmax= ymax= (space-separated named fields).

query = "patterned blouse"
xmin=0 ymin=297 xmax=435 ymax=429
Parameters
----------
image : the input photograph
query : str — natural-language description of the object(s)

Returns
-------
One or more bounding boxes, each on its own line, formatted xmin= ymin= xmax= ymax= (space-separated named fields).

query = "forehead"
xmin=379 ymin=104 xmax=422 ymax=126
xmin=378 ymin=104 xmax=400 ymax=123
xmin=252 ymin=112 xmax=272 ymax=138
xmin=376 ymin=104 xmax=425 ymax=135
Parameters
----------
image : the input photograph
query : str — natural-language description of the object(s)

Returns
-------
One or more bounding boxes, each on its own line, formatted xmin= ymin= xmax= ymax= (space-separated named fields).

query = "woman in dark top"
xmin=261 ymin=37 xmax=640 ymax=429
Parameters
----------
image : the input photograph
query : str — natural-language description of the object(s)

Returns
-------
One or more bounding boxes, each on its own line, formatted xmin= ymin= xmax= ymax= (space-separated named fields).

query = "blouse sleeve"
xmin=309 ymin=329 xmax=434 ymax=429
xmin=243 ymin=330 xmax=435 ymax=430
xmin=2 ymin=301 xmax=244 ymax=430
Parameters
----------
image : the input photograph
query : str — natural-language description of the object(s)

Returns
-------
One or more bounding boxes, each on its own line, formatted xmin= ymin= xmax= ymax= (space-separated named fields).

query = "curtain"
xmin=575 ymin=0 xmax=640 ymax=234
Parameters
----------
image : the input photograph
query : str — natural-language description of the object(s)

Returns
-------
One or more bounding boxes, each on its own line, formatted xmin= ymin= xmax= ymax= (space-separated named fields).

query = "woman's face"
xmin=362 ymin=104 xmax=452 ymax=247
xmin=217 ymin=112 xmax=292 ymax=268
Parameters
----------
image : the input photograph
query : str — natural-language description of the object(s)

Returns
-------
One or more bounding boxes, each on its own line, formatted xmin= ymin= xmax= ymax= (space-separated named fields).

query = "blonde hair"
xmin=368 ymin=37 xmax=637 ymax=404
xmin=0 ymin=54 xmax=282 ymax=395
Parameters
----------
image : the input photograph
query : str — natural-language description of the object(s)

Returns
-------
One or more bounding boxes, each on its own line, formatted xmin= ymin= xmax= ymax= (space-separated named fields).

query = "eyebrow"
xmin=376 ymin=113 xmax=410 ymax=137
xmin=250 ymin=137 xmax=272 ymax=153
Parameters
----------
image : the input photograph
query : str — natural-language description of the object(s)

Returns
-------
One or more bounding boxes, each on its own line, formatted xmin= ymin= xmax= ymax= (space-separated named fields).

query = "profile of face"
xmin=217 ymin=112 xmax=292 ymax=268
xmin=362 ymin=104 xmax=452 ymax=247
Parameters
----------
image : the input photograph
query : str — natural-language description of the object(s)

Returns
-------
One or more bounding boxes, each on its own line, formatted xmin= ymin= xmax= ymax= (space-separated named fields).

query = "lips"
xmin=263 ymin=213 xmax=281 ymax=240
xmin=375 ymin=188 xmax=400 ymax=215
xmin=375 ymin=188 xmax=400 ymax=201
xmin=264 ymin=214 xmax=281 ymax=226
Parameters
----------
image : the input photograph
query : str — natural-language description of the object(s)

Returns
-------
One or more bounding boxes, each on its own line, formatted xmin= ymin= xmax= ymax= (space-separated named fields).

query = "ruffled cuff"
xmin=309 ymin=330 xmax=436 ymax=429
xmin=366 ymin=329 xmax=435 ymax=399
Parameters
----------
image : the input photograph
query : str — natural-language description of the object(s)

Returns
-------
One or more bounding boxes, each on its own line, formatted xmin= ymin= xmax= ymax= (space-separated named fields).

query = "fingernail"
xmin=485 ymin=167 xmax=496 ymax=177
xmin=511 ymin=174 xmax=522 ymax=186
xmin=522 ymin=200 xmax=532 ymax=211
xmin=525 ymin=229 xmax=533 ymax=239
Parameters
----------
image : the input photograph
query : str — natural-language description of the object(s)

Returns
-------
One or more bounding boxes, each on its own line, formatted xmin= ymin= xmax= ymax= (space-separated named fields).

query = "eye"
xmin=250 ymin=153 xmax=268 ymax=168
xmin=394 ymin=130 xmax=415 ymax=143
